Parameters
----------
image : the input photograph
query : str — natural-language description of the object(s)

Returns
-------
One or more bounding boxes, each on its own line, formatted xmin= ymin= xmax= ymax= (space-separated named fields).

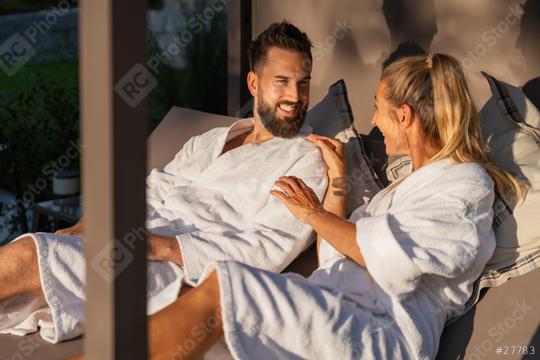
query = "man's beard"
xmin=256 ymin=92 xmax=307 ymax=138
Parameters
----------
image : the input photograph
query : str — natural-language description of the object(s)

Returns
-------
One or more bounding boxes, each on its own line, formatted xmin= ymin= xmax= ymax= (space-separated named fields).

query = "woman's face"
xmin=371 ymin=81 xmax=409 ymax=156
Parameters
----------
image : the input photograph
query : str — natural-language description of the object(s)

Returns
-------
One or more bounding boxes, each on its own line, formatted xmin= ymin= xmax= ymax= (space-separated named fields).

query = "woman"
xmin=147 ymin=54 xmax=525 ymax=359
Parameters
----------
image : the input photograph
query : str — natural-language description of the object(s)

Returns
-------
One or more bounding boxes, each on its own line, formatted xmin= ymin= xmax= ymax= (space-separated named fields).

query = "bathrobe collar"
xmin=213 ymin=117 xmax=313 ymax=159
xmin=392 ymin=158 xmax=455 ymax=204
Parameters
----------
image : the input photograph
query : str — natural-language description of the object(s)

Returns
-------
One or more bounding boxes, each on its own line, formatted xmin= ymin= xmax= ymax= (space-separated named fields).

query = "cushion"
xmin=473 ymin=72 xmax=540 ymax=288
xmin=360 ymin=135 xmax=389 ymax=186
xmin=147 ymin=107 xmax=238 ymax=171
xmin=305 ymin=80 xmax=383 ymax=215
xmin=448 ymin=72 xmax=540 ymax=323
xmin=386 ymin=155 xmax=412 ymax=183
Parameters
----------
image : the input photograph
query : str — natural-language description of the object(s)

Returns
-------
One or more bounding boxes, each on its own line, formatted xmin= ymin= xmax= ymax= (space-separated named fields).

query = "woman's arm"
xmin=307 ymin=209 xmax=365 ymax=267
xmin=272 ymin=178 xmax=365 ymax=267
xmin=272 ymin=135 xmax=366 ymax=268
xmin=306 ymin=134 xmax=347 ymax=256
xmin=318 ymin=176 xmax=347 ymax=254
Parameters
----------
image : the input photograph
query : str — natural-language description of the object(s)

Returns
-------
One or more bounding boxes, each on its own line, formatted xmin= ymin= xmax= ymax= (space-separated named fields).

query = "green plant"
xmin=0 ymin=0 xmax=162 ymax=15
xmin=148 ymin=0 xmax=227 ymax=132
xmin=0 ymin=59 xmax=79 ymax=239
xmin=0 ymin=0 xmax=77 ymax=15
xmin=148 ymin=0 xmax=164 ymax=10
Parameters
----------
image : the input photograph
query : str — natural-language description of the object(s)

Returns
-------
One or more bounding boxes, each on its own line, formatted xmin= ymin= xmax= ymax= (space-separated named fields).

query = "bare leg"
xmin=0 ymin=236 xmax=44 ymax=301
xmin=149 ymin=270 xmax=224 ymax=360
xmin=68 ymin=283 xmax=200 ymax=360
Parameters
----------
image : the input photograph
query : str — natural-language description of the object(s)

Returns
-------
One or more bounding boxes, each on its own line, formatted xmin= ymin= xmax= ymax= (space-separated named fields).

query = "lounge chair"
xmin=0 ymin=107 xmax=537 ymax=360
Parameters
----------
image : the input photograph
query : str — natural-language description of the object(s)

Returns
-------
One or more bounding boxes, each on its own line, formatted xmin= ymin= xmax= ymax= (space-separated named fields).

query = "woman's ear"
xmin=398 ymin=104 xmax=414 ymax=128
xmin=247 ymin=71 xmax=258 ymax=97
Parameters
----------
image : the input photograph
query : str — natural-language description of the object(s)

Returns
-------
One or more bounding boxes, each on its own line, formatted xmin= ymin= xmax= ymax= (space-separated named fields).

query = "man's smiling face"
xmin=253 ymin=46 xmax=312 ymax=138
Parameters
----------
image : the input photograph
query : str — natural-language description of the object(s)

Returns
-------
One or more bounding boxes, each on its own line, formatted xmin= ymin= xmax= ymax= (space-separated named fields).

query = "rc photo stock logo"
xmin=115 ymin=63 xmax=158 ymax=107
xmin=91 ymin=240 xmax=134 ymax=282
xmin=0 ymin=33 xmax=36 ymax=76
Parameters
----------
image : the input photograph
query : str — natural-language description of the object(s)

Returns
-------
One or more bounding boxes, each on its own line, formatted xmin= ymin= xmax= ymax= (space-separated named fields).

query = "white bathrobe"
xmin=0 ymin=118 xmax=328 ymax=343
xmin=208 ymin=159 xmax=496 ymax=360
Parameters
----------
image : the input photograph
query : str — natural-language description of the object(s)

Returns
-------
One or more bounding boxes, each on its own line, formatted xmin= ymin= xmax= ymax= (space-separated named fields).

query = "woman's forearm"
xmin=323 ymin=175 xmax=347 ymax=217
xmin=317 ymin=175 xmax=347 ymax=256
xmin=307 ymin=210 xmax=366 ymax=268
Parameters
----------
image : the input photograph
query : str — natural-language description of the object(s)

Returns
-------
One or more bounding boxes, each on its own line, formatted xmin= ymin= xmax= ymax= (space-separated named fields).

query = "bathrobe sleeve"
xmin=356 ymin=182 xmax=495 ymax=298
xmin=178 ymin=149 xmax=328 ymax=282
xmin=146 ymin=136 xmax=196 ymax=214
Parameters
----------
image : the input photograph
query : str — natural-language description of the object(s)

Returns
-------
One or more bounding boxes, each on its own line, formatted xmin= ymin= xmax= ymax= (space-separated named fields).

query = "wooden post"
xmin=80 ymin=0 xmax=148 ymax=358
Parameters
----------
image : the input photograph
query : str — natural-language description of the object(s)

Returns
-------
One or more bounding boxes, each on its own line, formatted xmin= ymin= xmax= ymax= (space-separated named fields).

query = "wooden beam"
xmin=80 ymin=0 xmax=148 ymax=358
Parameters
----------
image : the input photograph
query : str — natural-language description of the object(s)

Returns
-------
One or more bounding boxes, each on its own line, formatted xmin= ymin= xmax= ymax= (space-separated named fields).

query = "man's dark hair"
xmin=248 ymin=20 xmax=313 ymax=72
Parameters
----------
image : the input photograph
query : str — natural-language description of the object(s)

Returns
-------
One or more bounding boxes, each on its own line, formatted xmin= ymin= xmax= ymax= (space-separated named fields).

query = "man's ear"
xmin=247 ymin=71 xmax=258 ymax=97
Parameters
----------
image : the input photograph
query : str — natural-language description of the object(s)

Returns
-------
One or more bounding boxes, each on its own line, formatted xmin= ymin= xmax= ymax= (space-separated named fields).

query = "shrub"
xmin=0 ymin=0 xmax=76 ymax=15
xmin=0 ymin=60 xmax=79 ymax=239
xmin=148 ymin=0 xmax=227 ymax=131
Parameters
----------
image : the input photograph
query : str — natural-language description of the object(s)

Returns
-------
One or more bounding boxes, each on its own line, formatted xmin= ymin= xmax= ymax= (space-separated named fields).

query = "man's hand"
xmin=147 ymin=234 xmax=183 ymax=267
xmin=55 ymin=219 xmax=85 ymax=236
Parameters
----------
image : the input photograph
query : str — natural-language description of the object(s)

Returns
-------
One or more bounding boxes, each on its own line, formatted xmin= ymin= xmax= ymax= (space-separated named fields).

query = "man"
xmin=0 ymin=21 xmax=327 ymax=343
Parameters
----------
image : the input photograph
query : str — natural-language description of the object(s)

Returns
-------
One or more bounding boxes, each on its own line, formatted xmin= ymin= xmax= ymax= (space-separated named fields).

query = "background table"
xmin=31 ymin=195 xmax=82 ymax=232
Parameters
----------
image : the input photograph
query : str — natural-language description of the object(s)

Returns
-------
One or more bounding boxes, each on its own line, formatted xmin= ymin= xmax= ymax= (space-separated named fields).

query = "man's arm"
xmin=148 ymin=178 xmax=352 ymax=266
xmin=176 ymin=149 xmax=328 ymax=282
xmin=145 ymin=144 xmax=327 ymax=280
xmin=148 ymin=169 xmax=326 ymax=280
xmin=146 ymin=136 xmax=197 ymax=213
xmin=144 ymin=194 xmax=319 ymax=279
xmin=55 ymin=221 xmax=185 ymax=267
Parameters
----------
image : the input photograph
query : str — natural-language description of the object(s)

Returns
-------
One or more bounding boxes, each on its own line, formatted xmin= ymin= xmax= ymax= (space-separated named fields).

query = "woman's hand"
xmin=271 ymin=176 xmax=365 ymax=267
xmin=271 ymin=176 xmax=326 ymax=224
xmin=307 ymin=134 xmax=346 ymax=178
xmin=307 ymin=134 xmax=348 ymax=217
xmin=55 ymin=219 xmax=84 ymax=236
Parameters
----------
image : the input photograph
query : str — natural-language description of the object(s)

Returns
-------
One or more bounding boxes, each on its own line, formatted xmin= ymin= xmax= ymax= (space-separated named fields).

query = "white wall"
xmin=253 ymin=0 xmax=538 ymax=134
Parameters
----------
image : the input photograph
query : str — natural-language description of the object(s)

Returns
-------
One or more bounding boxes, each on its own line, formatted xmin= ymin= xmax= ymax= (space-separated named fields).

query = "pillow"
xmin=147 ymin=107 xmax=237 ymax=171
xmin=386 ymin=155 xmax=412 ymax=183
xmin=476 ymin=72 xmax=540 ymax=275
xmin=449 ymin=72 xmax=540 ymax=323
xmin=305 ymin=79 xmax=383 ymax=215
xmin=361 ymin=135 xmax=390 ymax=186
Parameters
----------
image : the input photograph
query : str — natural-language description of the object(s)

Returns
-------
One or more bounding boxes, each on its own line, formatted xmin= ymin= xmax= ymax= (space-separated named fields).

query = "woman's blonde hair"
xmin=381 ymin=53 xmax=527 ymax=202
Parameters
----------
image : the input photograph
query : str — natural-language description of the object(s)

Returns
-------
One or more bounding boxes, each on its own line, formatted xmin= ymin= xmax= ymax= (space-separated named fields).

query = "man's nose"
xmin=285 ymin=83 xmax=300 ymax=102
